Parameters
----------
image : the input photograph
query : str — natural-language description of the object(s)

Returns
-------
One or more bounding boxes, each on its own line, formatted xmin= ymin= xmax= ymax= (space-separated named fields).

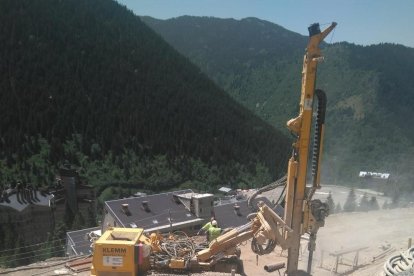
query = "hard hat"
xmin=212 ymin=220 xmax=217 ymax=226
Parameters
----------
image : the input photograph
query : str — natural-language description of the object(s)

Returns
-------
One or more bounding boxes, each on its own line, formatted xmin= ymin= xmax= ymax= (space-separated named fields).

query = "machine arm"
xmin=195 ymin=202 xmax=292 ymax=264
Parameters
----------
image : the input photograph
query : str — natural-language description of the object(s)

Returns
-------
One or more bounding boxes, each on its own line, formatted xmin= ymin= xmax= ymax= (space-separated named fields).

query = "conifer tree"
xmin=335 ymin=202 xmax=342 ymax=213
xmin=51 ymin=222 xmax=67 ymax=258
xmin=358 ymin=192 xmax=370 ymax=211
xmin=343 ymin=188 xmax=357 ymax=212
xmin=86 ymin=206 xmax=97 ymax=227
xmin=369 ymin=196 xmax=380 ymax=210
xmin=0 ymin=224 xmax=4 ymax=251
xmin=391 ymin=191 xmax=400 ymax=209
xmin=325 ymin=191 xmax=335 ymax=214
xmin=64 ymin=201 xmax=75 ymax=229
xmin=37 ymin=232 xmax=54 ymax=262
xmin=13 ymin=235 xmax=32 ymax=267
xmin=3 ymin=215 xmax=16 ymax=251
xmin=72 ymin=211 xmax=86 ymax=230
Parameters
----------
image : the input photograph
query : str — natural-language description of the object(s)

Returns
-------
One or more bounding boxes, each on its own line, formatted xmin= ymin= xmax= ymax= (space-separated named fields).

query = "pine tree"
xmin=325 ymin=192 xmax=335 ymax=214
xmin=13 ymin=235 xmax=33 ymax=267
xmin=37 ymin=232 xmax=54 ymax=262
xmin=86 ymin=206 xmax=97 ymax=227
xmin=391 ymin=191 xmax=400 ymax=209
xmin=51 ymin=222 xmax=67 ymax=258
xmin=0 ymin=224 xmax=4 ymax=251
xmin=369 ymin=196 xmax=380 ymax=210
xmin=343 ymin=188 xmax=357 ymax=212
xmin=64 ymin=201 xmax=75 ymax=229
xmin=3 ymin=215 xmax=16 ymax=251
xmin=72 ymin=211 xmax=86 ymax=230
xmin=358 ymin=192 xmax=370 ymax=211
xmin=335 ymin=203 xmax=342 ymax=213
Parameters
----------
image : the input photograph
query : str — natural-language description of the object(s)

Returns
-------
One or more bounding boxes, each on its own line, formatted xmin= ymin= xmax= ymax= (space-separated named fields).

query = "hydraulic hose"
xmin=383 ymin=247 xmax=414 ymax=275
xmin=311 ymin=89 xmax=327 ymax=187
xmin=247 ymin=175 xmax=287 ymax=209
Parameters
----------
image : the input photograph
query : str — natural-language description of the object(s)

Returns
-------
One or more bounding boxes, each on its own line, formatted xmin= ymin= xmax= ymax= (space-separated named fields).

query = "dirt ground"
xmin=240 ymin=207 xmax=414 ymax=276
xmin=2 ymin=207 xmax=413 ymax=276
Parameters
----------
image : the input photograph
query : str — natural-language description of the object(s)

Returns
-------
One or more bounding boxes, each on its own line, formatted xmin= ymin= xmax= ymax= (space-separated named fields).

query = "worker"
xmin=198 ymin=217 xmax=215 ymax=237
xmin=207 ymin=220 xmax=221 ymax=241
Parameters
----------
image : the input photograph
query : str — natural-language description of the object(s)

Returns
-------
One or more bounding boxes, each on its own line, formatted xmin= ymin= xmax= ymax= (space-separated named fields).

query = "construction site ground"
xmin=2 ymin=206 xmax=413 ymax=276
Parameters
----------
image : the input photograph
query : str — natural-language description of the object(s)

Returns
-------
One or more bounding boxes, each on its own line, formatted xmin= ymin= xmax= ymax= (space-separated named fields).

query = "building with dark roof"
xmin=213 ymin=197 xmax=278 ymax=230
xmin=102 ymin=189 xmax=212 ymax=234
xmin=102 ymin=189 xmax=280 ymax=234
xmin=0 ymin=186 xmax=54 ymax=244
xmin=66 ymin=189 xmax=282 ymax=256
xmin=0 ymin=165 xmax=96 ymax=249
xmin=66 ymin=226 xmax=101 ymax=256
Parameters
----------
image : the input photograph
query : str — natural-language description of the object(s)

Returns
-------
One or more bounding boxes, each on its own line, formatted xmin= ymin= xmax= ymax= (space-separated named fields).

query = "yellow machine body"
xmin=91 ymin=227 xmax=151 ymax=276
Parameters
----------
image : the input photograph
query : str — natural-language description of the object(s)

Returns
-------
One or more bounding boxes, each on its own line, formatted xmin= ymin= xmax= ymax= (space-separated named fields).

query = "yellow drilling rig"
xmin=90 ymin=22 xmax=337 ymax=276
xmin=283 ymin=21 xmax=337 ymax=274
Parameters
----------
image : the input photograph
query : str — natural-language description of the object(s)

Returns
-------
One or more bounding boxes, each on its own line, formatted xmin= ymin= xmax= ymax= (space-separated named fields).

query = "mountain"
xmin=142 ymin=16 xmax=414 ymax=192
xmin=0 ymin=0 xmax=291 ymax=194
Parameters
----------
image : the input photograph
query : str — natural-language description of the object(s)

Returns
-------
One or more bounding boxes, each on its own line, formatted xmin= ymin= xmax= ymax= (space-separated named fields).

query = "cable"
xmin=0 ymin=238 xmax=66 ymax=254
xmin=0 ymin=255 xmax=85 ymax=275
xmin=275 ymin=184 xmax=286 ymax=206
xmin=383 ymin=246 xmax=414 ymax=275
xmin=151 ymin=231 xmax=203 ymax=270
xmin=247 ymin=175 xmax=287 ymax=209
xmin=0 ymin=247 xmax=67 ymax=266
xmin=0 ymin=243 xmax=65 ymax=259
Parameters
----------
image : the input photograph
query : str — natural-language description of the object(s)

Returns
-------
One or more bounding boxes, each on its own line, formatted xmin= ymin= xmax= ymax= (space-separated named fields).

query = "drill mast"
xmin=284 ymin=22 xmax=337 ymax=274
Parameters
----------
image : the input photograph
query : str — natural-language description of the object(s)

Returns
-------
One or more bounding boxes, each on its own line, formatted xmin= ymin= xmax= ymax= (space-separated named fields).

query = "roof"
xmin=105 ymin=189 xmax=199 ymax=230
xmin=66 ymin=226 xmax=101 ymax=256
xmin=218 ymin=187 xmax=232 ymax=193
xmin=0 ymin=190 xmax=52 ymax=212
xmin=105 ymin=189 xmax=284 ymax=232
xmin=213 ymin=196 xmax=282 ymax=229
xmin=359 ymin=171 xmax=390 ymax=179
xmin=67 ymin=193 xmax=283 ymax=256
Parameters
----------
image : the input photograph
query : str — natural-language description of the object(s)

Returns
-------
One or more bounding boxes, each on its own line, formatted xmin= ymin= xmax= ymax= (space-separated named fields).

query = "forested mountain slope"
xmin=142 ymin=16 xmax=414 ymax=192
xmin=0 ymin=0 xmax=291 ymax=194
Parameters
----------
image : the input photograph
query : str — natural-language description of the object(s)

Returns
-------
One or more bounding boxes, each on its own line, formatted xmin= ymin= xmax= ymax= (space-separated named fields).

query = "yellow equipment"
xmin=91 ymin=22 xmax=337 ymax=276
xmin=90 ymin=228 xmax=152 ymax=276
xmin=283 ymin=21 xmax=336 ymax=275
xmin=91 ymin=202 xmax=288 ymax=275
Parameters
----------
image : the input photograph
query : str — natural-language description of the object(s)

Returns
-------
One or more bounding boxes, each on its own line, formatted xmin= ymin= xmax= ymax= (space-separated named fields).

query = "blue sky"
xmin=116 ymin=0 xmax=414 ymax=48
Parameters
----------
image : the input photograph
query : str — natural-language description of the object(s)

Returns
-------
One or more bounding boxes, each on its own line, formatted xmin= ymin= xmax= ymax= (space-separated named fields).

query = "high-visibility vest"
xmin=208 ymin=227 xmax=221 ymax=241
xmin=201 ymin=222 xmax=212 ymax=231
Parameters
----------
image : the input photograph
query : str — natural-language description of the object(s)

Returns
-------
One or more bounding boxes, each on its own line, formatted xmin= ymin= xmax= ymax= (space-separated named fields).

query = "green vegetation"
xmin=142 ymin=16 xmax=414 ymax=194
xmin=0 ymin=0 xmax=293 ymax=267
xmin=0 ymin=0 xmax=291 ymax=193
